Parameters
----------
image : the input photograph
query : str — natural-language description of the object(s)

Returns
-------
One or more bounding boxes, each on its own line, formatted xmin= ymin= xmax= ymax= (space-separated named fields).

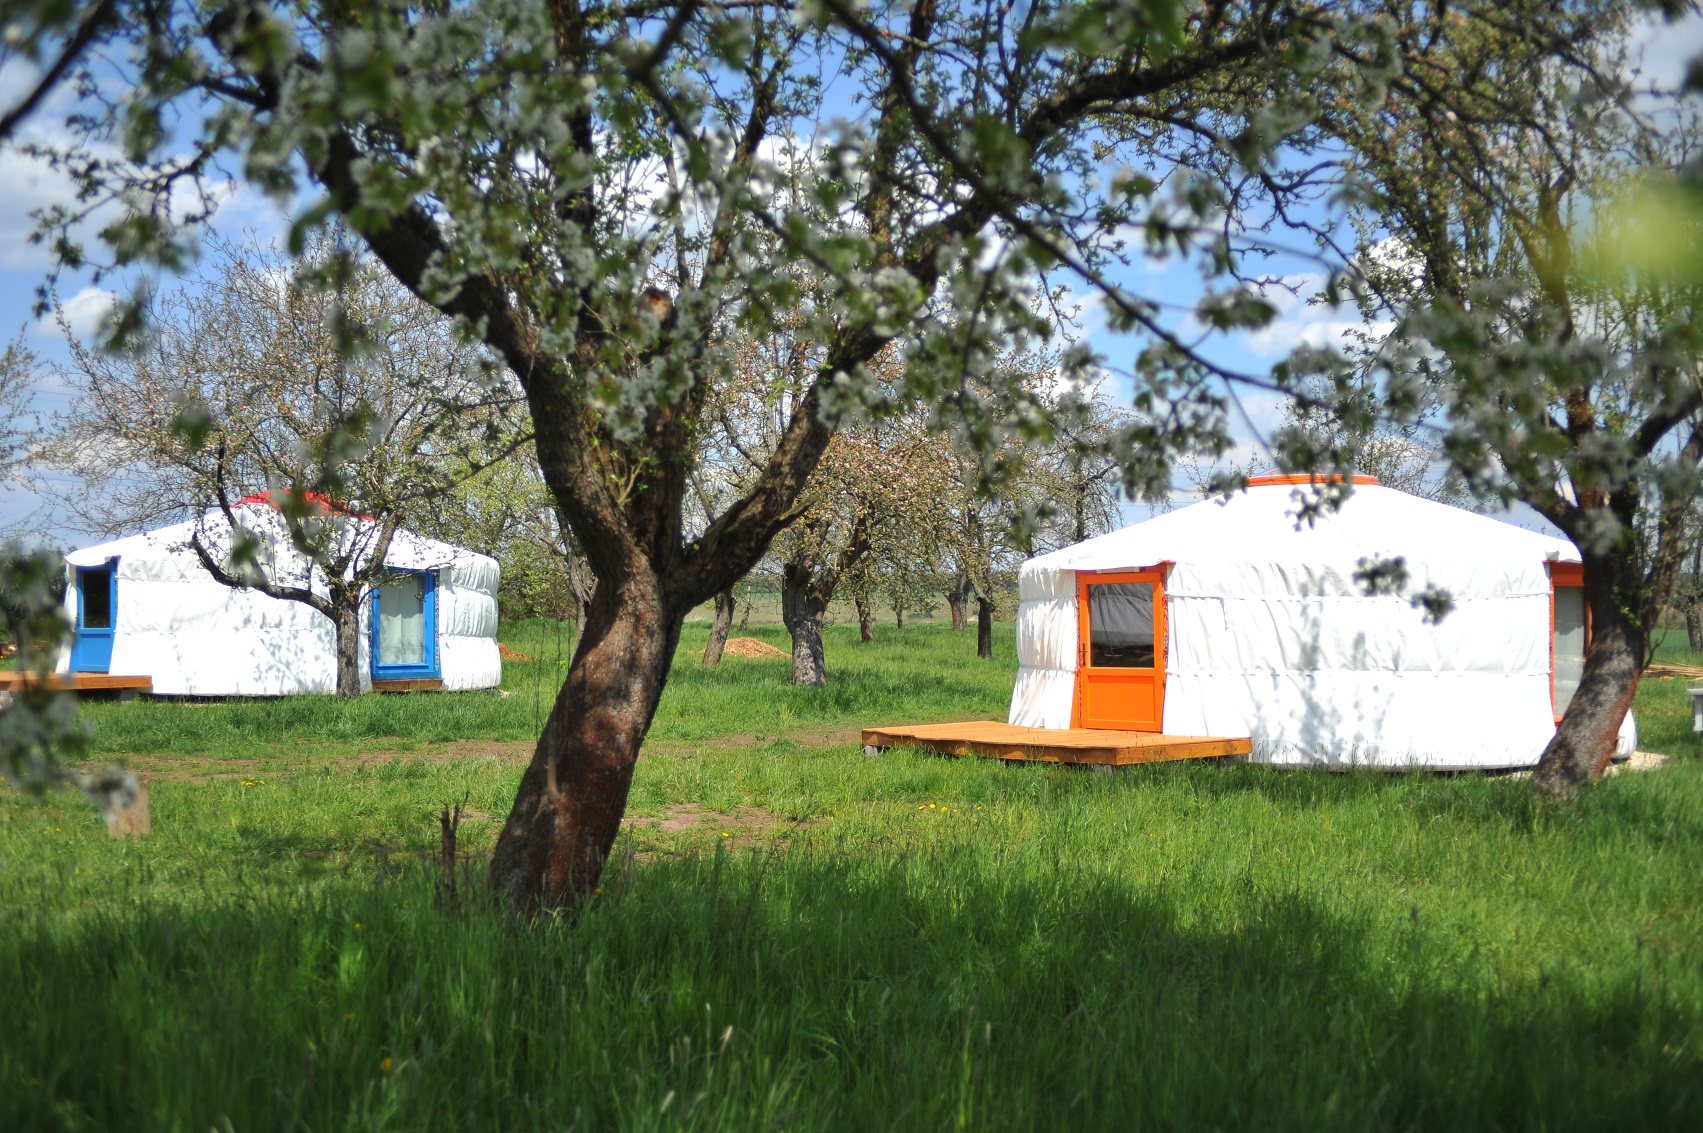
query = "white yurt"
xmin=56 ymin=496 xmax=502 ymax=696
xmin=1010 ymin=474 xmax=1634 ymax=769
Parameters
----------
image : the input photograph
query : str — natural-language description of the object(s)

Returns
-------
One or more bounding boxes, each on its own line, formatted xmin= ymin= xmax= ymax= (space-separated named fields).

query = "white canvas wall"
xmin=1010 ymin=483 xmax=1636 ymax=769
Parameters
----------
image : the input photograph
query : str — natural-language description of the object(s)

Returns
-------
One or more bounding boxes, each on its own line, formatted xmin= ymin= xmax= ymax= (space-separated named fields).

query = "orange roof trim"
xmin=1244 ymin=472 xmax=1380 ymax=488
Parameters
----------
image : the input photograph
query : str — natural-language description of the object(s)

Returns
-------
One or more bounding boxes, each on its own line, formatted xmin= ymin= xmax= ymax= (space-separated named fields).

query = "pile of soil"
xmin=722 ymin=637 xmax=788 ymax=659
xmin=497 ymin=643 xmax=534 ymax=662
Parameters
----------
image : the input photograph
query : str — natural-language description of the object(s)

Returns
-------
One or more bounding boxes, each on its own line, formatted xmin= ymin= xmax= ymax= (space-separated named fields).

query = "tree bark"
xmin=736 ymin=593 xmax=751 ymax=632
xmin=1687 ymin=603 xmax=1703 ymax=655
xmin=702 ymin=587 xmax=735 ymax=665
xmin=854 ymin=592 xmax=875 ymax=643
xmin=489 ymin=570 xmax=682 ymax=910
xmin=331 ymin=594 xmax=364 ymax=698
xmin=894 ymin=601 xmax=905 ymax=630
xmin=976 ymin=594 xmax=993 ymax=660
xmin=1531 ymin=552 xmax=1642 ymax=798
xmin=782 ymin=574 xmax=828 ymax=686
xmin=947 ymin=574 xmax=968 ymax=631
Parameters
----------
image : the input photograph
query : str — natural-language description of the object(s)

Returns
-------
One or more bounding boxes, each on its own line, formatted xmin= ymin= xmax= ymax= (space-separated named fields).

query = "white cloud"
xmin=35 ymin=285 xmax=118 ymax=339
xmin=1626 ymin=11 xmax=1703 ymax=92
xmin=1239 ymin=272 xmax=1391 ymax=360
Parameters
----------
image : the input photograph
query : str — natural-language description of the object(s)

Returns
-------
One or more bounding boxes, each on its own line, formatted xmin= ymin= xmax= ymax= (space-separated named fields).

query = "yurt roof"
xmin=65 ymin=500 xmax=492 ymax=574
xmin=1025 ymin=479 xmax=1577 ymax=577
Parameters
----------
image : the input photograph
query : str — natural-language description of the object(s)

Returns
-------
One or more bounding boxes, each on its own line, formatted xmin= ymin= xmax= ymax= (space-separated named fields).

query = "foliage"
xmin=40 ymin=233 xmax=525 ymax=693
xmin=12 ymin=0 xmax=1660 ymax=893
xmin=410 ymin=442 xmax=592 ymax=622
xmin=44 ymin=234 xmax=518 ymax=542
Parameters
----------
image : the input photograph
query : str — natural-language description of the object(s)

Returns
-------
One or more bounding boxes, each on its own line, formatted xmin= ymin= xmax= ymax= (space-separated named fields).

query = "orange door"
xmin=1076 ymin=570 xmax=1166 ymax=731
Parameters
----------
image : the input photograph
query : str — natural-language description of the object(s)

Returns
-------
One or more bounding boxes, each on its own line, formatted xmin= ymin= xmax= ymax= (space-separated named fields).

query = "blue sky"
xmin=2 ymin=10 xmax=1700 ymax=548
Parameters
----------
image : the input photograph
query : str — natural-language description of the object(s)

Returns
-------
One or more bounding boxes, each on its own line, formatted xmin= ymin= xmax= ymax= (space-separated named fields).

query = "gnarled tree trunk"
xmin=854 ymin=592 xmax=875 ymax=643
xmin=779 ymin=516 xmax=872 ymax=687
xmin=976 ymin=593 xmax=994 ymax=660
xmin=330 ymin=591 xmax=364 ymax=698
xmin=1532 ymin=551 xmax=1641 ymax=798
xmin=489 ymin=569 xmax=682 ymax=909
xmin=782 ymin=575 xmax=829 ymax=686
xmin=1688 ymin=604 xmax=1703 ymax=655
xmin=947 ymin=573 xmax=969 ymax=631
xmin=702 ymin=587 xmax=735 ymax=665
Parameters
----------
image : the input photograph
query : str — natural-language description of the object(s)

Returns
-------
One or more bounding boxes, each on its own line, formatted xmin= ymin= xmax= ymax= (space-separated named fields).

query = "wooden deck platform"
xmin=860 ymin=720 xmax=1251 ymax=766
xmin=371 ymin=677 xmax=444 ymax=693
xmin=0 ymin=672 xmax=152 ymax=697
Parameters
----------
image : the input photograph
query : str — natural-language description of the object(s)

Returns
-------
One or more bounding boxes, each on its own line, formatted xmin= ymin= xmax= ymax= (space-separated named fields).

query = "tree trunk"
xmin=489 ymin=570 xmax=682 ymax=910
xmin=332 ymin=594 xmax=364 ymax=698
xmin=947 ymin=575 xmax=968 ymax=631
xmin=855 ymin=592 xmax=875 ymax=643
xmin=782 ymin=574 xmax=829 ymax=686
xmin=1531 ymin=553 xmax=1642 ymax=798
xmin=736 ymin=594 xmax=751 ymax=632
xmin=976 ymin=594 xmax=993 ymax=660
xmin=702 ymin=587 xmax=735 ymax=665
xmin=894 ymin=601 xmax=905 ymax=630
xmin=1687 ymin=603 xmax=1703 ymax=655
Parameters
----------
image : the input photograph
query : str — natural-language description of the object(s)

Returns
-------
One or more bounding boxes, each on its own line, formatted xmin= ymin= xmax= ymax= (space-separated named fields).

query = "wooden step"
xmin=371 ymin=677 xmax=445 ymax=693
xmin=0 ymin=672 xmax=152 ymax=697
xmin=860 ymin=720 xmax=1250 ymax=765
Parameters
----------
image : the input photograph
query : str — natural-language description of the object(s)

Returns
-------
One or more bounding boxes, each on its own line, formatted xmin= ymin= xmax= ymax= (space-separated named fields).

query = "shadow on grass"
xmin=4 ymin=844 xmax=1698 ymax=1133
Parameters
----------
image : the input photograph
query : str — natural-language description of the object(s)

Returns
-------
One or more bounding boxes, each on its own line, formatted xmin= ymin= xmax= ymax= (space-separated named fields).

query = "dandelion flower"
xmin=594 ymin=887 xmax=602 ymax=894
xmin=354 ymin=922 xmax=363 ymax=931
xmin=380 ymin=1057 xmax=393 ymax=1074
xmin=720 ymin=832 xmax=730 ymax=838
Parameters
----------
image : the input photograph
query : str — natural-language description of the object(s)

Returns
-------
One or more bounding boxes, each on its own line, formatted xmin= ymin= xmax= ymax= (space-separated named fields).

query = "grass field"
xmin=3 ymin=621 xmax=1702 ymax=1131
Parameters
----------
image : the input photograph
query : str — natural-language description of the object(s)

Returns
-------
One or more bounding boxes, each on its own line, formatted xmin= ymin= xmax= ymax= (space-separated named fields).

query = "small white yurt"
xmin=1011 ymin=475 xmax=1634 ymax=769
xmin=56 ymin=497 xmax=502 ymax=696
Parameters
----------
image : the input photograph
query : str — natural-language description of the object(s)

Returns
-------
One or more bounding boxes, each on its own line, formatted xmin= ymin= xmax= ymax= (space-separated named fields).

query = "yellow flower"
xmin=593 ymin=887 xmax=602 ymax=894
xmin=380 ymin=1057 xmax=393 ymax=1074
xmin=354 ymin=922 xmax=363 ymax=931
xmin=720 ymin=832 xmax=730 ymax=838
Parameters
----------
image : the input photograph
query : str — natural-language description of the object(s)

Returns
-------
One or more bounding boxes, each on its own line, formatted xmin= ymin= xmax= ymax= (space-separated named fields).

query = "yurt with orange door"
xmin=1009 ymin=475 xmax=1635 ymax=769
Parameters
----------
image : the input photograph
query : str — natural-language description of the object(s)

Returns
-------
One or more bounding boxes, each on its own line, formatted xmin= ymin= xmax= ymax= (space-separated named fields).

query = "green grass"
xmin=3 ymin=623 xmax=1701 ymax=1130
xmin=71 ymin=621 xmax=1015 ymax=758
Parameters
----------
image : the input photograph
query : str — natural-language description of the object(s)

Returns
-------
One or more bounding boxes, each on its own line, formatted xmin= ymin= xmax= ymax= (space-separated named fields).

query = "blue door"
xmin=371 ymin=571 xmax=438 ymax=679
xmin=71 ymin=565 xmax=116 ymax=672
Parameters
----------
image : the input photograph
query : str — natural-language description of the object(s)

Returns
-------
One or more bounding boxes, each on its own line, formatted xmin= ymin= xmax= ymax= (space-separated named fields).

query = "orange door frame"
xmin=1073 ymin=568 xmax=1167 ymax=731
xmin=1547 ymin=561 xmax=1588 ymax=723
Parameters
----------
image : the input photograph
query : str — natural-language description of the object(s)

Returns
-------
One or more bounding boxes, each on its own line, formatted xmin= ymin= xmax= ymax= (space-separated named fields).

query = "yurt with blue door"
xmin=55 ymin=496 xmax=502 ymax=695
xmin=1009 ymin=474 xmax=1636 ymax=770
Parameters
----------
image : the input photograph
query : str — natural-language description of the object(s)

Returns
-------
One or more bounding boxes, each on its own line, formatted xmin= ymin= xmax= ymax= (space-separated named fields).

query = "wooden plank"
xmin=0 ymin=672 xmax=152 ymax=693
xmin=371 ymin=677 xmax=445 ymax=693
xmin=860 ymin=720 xmax=1250 ymax=766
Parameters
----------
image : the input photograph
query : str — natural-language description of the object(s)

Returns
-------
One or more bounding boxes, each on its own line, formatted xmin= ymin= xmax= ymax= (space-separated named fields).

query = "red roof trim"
xmin=236 ymin=490 xmax=374 ymax=522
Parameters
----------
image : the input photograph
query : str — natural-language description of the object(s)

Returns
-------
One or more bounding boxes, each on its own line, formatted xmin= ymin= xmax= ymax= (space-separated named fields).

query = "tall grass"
xmin=4 ymin=623 xmax=1700 ymax=1129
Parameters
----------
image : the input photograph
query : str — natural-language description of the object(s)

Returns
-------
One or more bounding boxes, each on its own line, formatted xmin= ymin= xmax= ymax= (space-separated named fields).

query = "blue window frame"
xmin=370 ymin=569 xmax=439 ymax=679
xmin=71 ymin=564 xmax=117 ymax=673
